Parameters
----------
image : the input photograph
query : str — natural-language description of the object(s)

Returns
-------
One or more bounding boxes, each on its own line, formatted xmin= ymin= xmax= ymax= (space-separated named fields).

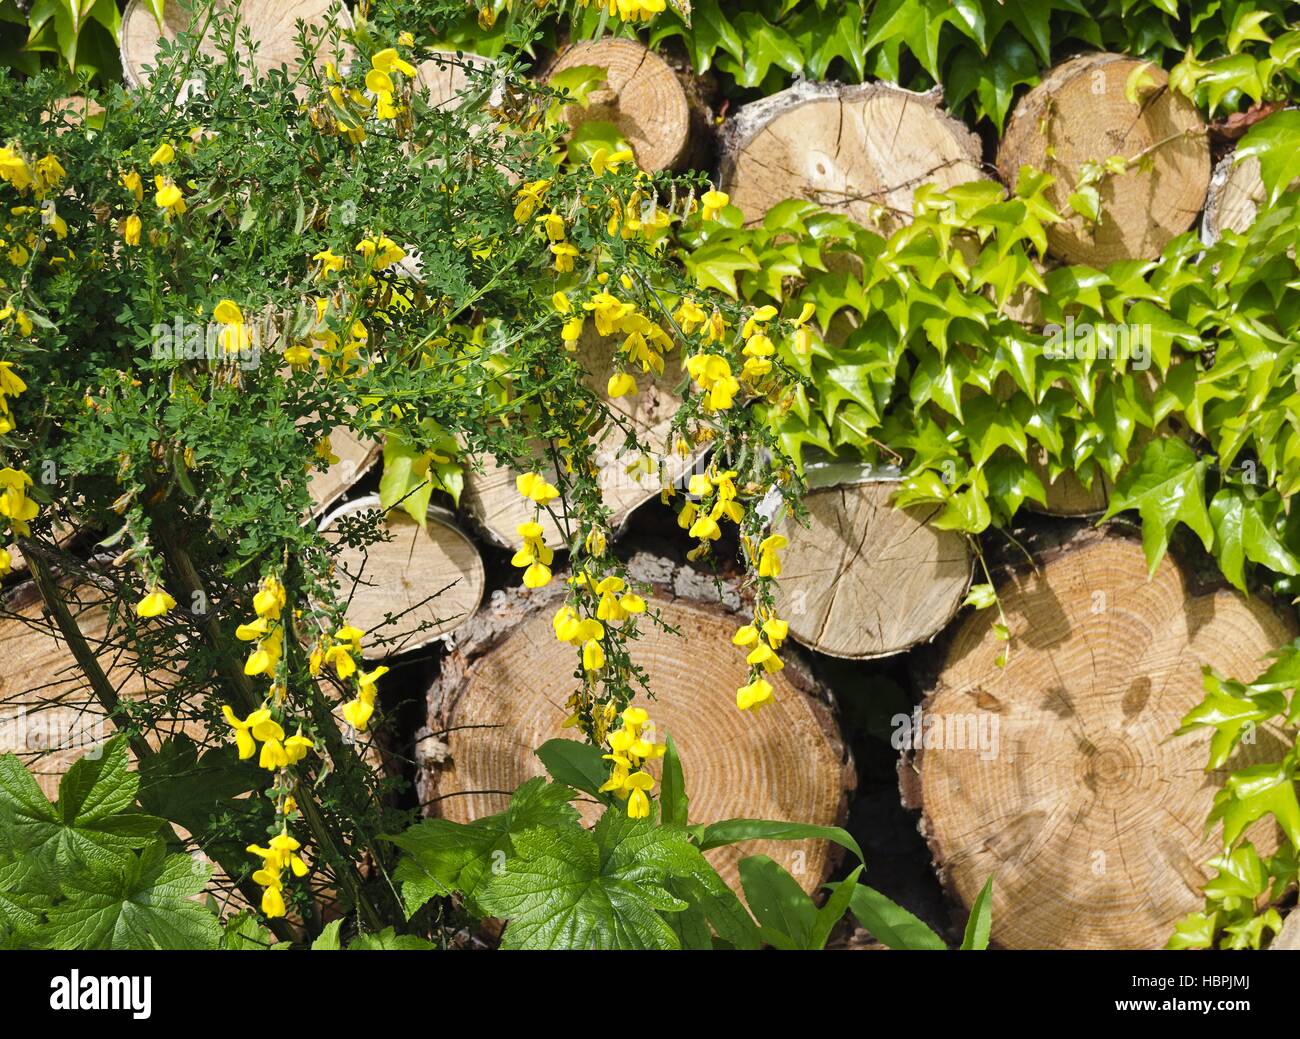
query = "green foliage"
xmin=0 ymin=737 xmax=222 ymax=950
xmin=1174 ymin=644 xmax=1300 ymax=948
xmin=0 ymin=0 xmax=131 ymax=83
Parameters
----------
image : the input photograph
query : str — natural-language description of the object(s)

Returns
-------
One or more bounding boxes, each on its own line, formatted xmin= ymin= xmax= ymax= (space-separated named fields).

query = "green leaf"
xmin=347 ymin=927 xmax=436 ymax=950
xmin=1177 ymin=667 xmax=1286 ymax=770
xmin=738 ymin=854 xmax=816 ymax=949
xmin=533 ymin=738 xmax=609 ymax=799
xmin=846 ymin=884 xmax=947 ymax=949
xmin=388 ymin=777 xmax=580 ymax=916
xmin=691 ymin=818 xmax=864 ymax=863
xmin=714 ymin=12 xmax=803 ymax=88
xmin=476 ymin=810 xmax=703 ymax=950
xmin=1235 ymin=110 xmax=1300 ymax=206
xmin=810 ymin=864 xmax=862 ymax=949
xmin=1101 ymin=437 xmax=1213 ymax=575
xmin=40 ymin=842 xmax=221 ymax=950
xmin=1210 ymin=487 xmax=1300 ymax=591
xmin=659 ymin=733 xmax=688 ymax=828
xmin=960 ymin=876 xmax=993 ymax=949
xmin=311 ymin=919 xmax=344 ymax=950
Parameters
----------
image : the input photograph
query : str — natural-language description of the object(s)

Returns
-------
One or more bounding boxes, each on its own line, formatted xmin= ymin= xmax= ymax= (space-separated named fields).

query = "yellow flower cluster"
xmin=513 ymin=178 xmax=551 ymax=224
xmin=513 ymin=472 xmax=559 ymax=589
xmin=578 ymin=0 xmax=667 ymax=24
xmin=366 ymin=47 xmax=418 ymax=122
xmin=678 ymin=468 xmax=745 ymax=560
xmin=599 ymin=707 xmax=665 ymax=818
xmin=221 ymin=704 xmax=312 ymax=771
xmin=0 ymin=145 xmax=65 ymax=197
xmin=237 ymin=575 xmax=288 ymax=681
xmin=247 ymin=830 xmax=309 ymax=918
xmin=732 ymin=536 xmax=791 ymax=712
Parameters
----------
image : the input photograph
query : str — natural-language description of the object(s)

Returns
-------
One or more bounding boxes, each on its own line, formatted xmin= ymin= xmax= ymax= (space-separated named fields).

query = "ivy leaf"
xmin=715 ymin=12 xmax=805 ymax=88
xmin=40 ymin=842 xmax=221 ymax=950
xmin=684 ymin=241 xmax=761 ymax=297
xmin=845 ymin=884 xmax=947 ymax=949
xmin=1176 ymin=667 xmax=1286 ymax=770
xmin=1101 ymin=437 xmax=1213 ymax=575
xmin=388 ymin=777 xmax=580 ymax=917
xmin=1235 ymin=110 xmax=1300 ymax=207
xmin=1210 ymin=761 xmax=1300 ymax=850
xmin=945 ymin=33 xmax=1039 ymax=131
xmin=1210 ymin=487 xmax=1300 ymax=592
xmin=476 ymin=811 xmax=700 ymax=950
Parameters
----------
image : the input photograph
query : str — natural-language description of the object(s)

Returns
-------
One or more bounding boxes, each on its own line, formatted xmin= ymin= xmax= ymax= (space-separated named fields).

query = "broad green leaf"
xmin=40 ymin=842 xmax=221 ymax=950
xmin=809 ymin=864 xmax=862 ymax=949
xmin=1234 ymin=110 xmax=1300 ymax=205
xmin=477 ymin=811 xmax=702 ymax=950
xmin=348 ymin=927 xmax=436 ymax=950
xmin=534 ymin=738 xmax=609 ymax=799
xmin=1210 ymin=487 xmax=1300 ymax=591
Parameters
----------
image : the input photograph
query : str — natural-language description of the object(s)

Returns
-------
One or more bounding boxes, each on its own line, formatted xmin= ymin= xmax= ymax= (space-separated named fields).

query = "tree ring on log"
xmin=418 ymin=553 xmax=856 ymax=894
xmin=909 ymin=533 xmax=1295 ymax=949
xmin=320 ymin=495 xmax=486 ymax=658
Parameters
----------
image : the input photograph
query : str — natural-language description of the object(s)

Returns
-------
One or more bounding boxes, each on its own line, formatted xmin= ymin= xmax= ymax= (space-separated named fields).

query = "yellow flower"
xmin=313 ymin=248 xmax=344 ymax=275
xmin=342 ymin=697 xmax=374 ymax=731
xmin=221 ymin=705 xmax=280 ymax=760
xmin=582 ymin=638 xmax=605 ymax=672
xmin=253 ymin=575 xmax=287 ymax=618
xmin=516 ymin=472 xmax=559 ymax=505
xmin=736 ymin=677 xmax=774 ymax=711
xmin=154 ymin=176 xmax=185 ymax=216
xmin=366 ymin=68 xmax=395 ymax=95
xmin=688 ymin=513 xmax=722 ymax=541
xmin=551 ymin=241 xmax=579 ymax=272
xmin=685 ymin=353 xmax=740 ymax=412
xmin=356 ymin=234 xmax=405 ymax=269
xmin=122 ymin=214 xmax=142 ymax=246
xmin=325 ymin=644 xmax=357 ymax=679
xmin=335 ymin=625 xmax=365 ymax=652
xmin=540 ymin=212 xmax=566 ymax=241
xmin=625 ymin=771 xmax=655 ymax=818
xmin=149 ymin=142 xmax=175 ymax=166
xmin=701 ymin=189 xmax=730 ymax=221
xmin=590 ymin=147 xmax=634 ymax=176
xmin=357 ymin=665 xmax=389 ymax=700
xmin=260 ymin=881 xmax=286 ymax=918
xmin=284 ymin=730 xmax=313 ymax=764
xmin=372 ymin=47 xmax=417 ymax=77
xmin=0 ymin=147 xmax=34 ymax=191
xmin=746 ymin=641 xmax=784 ymax=673
xmin=121 ymin=170 xmax=143 ymax=201
xmin=0 ymin=547 xmax=9 ymax=577
xmin=135 ymin=587 xmax=176 ymax=619
xmin=553 ymin=291 xmax=571 ymax=314
xmin=607 ymin=371 xmax=636 ymax=398
xmin=757 ymin=533 xmax=788 ymax=578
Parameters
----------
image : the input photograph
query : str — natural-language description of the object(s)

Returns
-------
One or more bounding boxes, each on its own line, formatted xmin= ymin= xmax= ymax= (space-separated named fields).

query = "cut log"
xmin=719 ymin=81 xmax=986 ymax=232
xmin=320 ymin=495 xmax=485 ymax=659
xmin=307 ymin=428 xmax=381 ymax=516
xmin=461 ymin=328 xmax=700 ymax=550
xmin=1028 ymin=447 xmax=1110 ymax=517
xmin=772 ymin=479 xmax=972 ymax=659
xmin=1200 ymin=145 xmax=1300 ymax=244
xmin=905 ymin=532 xmax=1296 ymax=950
xmin=418 ymin=553 xmax=856 ymax=894
xmin=120 ymin=0 xmax=352 ymax=90
xmin=0 ymin=582 xmax=188 ymax=799
xmin=997 ymin=53 xmax=1210 ymax=266
xmin=416 ymin=52 xmax=492 ymax=110
xmin=546 ymin=39 xmax=692 ymax=173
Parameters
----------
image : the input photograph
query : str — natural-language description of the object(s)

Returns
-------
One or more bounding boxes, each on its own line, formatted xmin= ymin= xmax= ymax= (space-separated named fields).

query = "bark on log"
xmin=719 ymin=81 xmax=986 ymax=232
xmin=120 ymin=0 xmax=351 ymax=90
xmin=546 ymin=39 xmax=693 ymax=173
xmin=772 ymin=479 xmax=972 ymax=659
xmin=997 ymin=53 xmax=1210 ymax=266
xmin=320 ymin=495 xmax=486 ymax=659
xmin=418 ymin=553 xmax=856 ymax=894
xmin=903 ymin=531 xmax=1296 ymax=949
xmin=1199 ymin=145 xmax=1300 ymax=244
xmin=461 ymin=328 xmax=700 ymax=550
